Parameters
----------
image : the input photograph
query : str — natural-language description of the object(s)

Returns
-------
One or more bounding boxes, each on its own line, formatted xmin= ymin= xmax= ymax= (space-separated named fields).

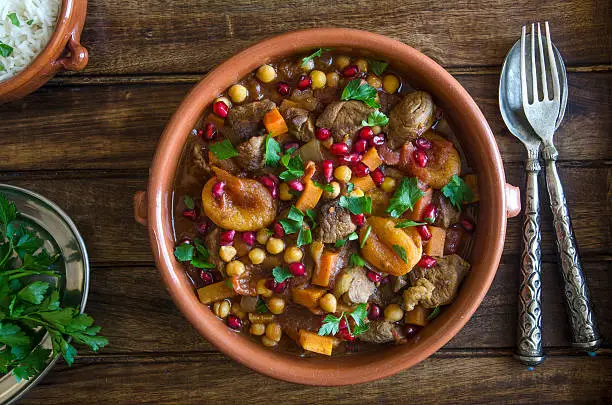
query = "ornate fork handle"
xmin=542 ymin=144 xmax=602 ymax=350
xmin=515 ymin=151 xmax=545 ymax=366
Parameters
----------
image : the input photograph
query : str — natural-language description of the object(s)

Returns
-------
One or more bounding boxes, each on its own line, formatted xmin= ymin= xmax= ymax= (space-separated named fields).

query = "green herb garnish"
xmin=368 ymin=59 xmax=389 ymax=76
xmin=297 ymin=227 xmax=312 ymax=247
xmin=349 ymin=253 xmax=365 ymax=267
xmin=395 ymin=220 xmax=426 ymax=228
xmin=305 ymin=209 xmax=317 ymax=228
xmin=0 ymin=42 xmax=14 ymax=57
xmin=318 ymin=303 xmax=369 ymax=337
xmin=279 ymin=206 xmax=304 ymax=235
xmin=256 ymin=298 xmax=269 ymax=314
xmin=427 ymin=306 xmax=441 ymax=320
xmin=346 ymin=182 xmax=355 ymax=194
xmin=300 ymin=48 xmax=332 ymax=68
xmin=361 ymin=110 xmax=389 ymax=127
xmin=341 ymin=79 xmax=381 ymax=109
xmin=26 ymin=19 xmax=33 ymax=26
xmin=272 ymin=266 xmax=293 ymax=283
xmin=392 ymin=244 xmax=408 ymax=263
xmin=386 ymin=177 xmax=424 ymax=218
xmin=173 ymin=239 xmax=215 ymax=269
xmin=360 ymin=225 xmax=372 ymax=248
xmin=264 ymin=133 xmax=281 ymax=167
xmin=338 ymin=195 xmax=372 ymax=215
xmin=335 ymin=232 xmax=358 ymax=248
xmin=209 ymin=139 xmax=238 ymax=160
xmin=183 ymin=196 xmax=195 ymax=210
xmin=7 ymin=13 xmax=20 ymax=27
xmin=279 ymin=151 xmax=304 ymax=181
xmin=313 ymin=181 xmax=334 ymax=193
xmin=441 ymin=175 xmax=474 ymax=210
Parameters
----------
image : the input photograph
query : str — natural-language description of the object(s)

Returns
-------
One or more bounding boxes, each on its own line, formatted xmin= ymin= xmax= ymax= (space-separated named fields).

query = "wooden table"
xmin=1 ymin=0 xmax=610 ymax=403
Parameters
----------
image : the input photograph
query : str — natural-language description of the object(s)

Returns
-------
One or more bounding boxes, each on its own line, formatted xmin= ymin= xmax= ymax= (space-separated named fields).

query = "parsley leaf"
xmin=341 ymin=79 xmax=381 ymax=109
xmin=183 ymin=196 xmax=195 ymax=210
xmin=26 ymin=19 xmax=33 ymax=26
xmin=368 ymin=59 xmax=389 ymax=76
xmin=209 ymin=139 xmax=238 ymax=160
xmin=174 ymin=240 xmax=214 ymax=269
xmin=318 ymin=303 xmax=369 ymax=337
xmin=7 ymin=13 xmax=20 ymax=27
xmin=318 ymin=314 xmax=341 ymax=336
xmin=287 ymin=206 xmax=304 ymax=222
xmin=392 ymin=244 xmax=408 ymax=263
xmin=272 ymin=266 xmax=293 ymax=283
xmin=173 ymin=243 xmax=194 ymax=262
xmin=0 ymin=193 xmax=17 ymax=233
xmin=441 ymin=174 xmax=474 ymax=210
xmin=349 ymin=253 xmax=365 ymax=267
xmin=300 ymin=48 xmax=332 ymax=68
xmin=386 ymin=177 xmax=424 ymax=218
xmin=313 ymin=181 xmax=333 ymax=193
xmin=256 ymin=298 xmax=269 ymax=314
xmin=0 ymin=42 xmax=13 ymax=57
xmin=338 ymin=195 xmax=372 ymax=215
xmin=279 ymin=152 xmax=304 ymax=181
xmin=279 ymin=206 xmax=305 ymax=235
xmin=264 ymin=133 xmax=281 ymax=167
xmin=427 ymin=306 xmax=441 ymax=320
xmin=17 ymin=281 xmax=49 ymax=305
xmin=395 ymin=220 xmax=426 ymax=228
xmin=361 ymin=110 xmax=389 ymax=127
xmin=305 ymin=209 xmax=317 ymax=227
xmin=335 ymin=232 xmax=358 ymax=248
xmin=297 ymin=227 xmax=312 ymax=247
xmin=360 ymin=225 xmax=372 ymax=248
xmin=350 ymin=303 xmax=368 ymax=329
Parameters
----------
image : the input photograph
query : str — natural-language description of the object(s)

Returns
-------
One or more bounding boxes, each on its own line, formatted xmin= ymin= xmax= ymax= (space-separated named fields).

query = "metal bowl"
xmin=0 ymin=184 xmax=89 ymax=404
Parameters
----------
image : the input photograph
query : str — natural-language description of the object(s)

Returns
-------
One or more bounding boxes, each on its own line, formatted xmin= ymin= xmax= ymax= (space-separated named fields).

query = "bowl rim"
xmin=147 ymin=28 xmax=507 ymax=385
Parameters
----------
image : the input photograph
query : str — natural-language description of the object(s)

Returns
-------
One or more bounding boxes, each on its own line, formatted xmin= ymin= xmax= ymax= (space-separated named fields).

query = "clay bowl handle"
xmin=134 ymin=191 xmax=148 ymax=226
xmin=55 ymin=35 xmax=88 ymax=71
xmin=505 ymin=183 xmax=521 ymax=218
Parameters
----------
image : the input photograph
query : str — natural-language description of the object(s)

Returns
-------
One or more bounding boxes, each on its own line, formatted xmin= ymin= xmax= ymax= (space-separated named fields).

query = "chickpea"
xmin=256 ymin=278 xmax=273 ymax=298
xmin=261 ymin=335 xmax=278 ymax=347
xmin=309 ymin=70 xmax=327 ymax=89
xmin=256 ymin=64 xmax=277 ymax=83
xmin=382 ymin=74 xmax=400 ymax=94
xmin=334 ymin=165 xmax=352 ymax=183
xmin=355 ymin=59 xmax=368 ymax=73
xmin=326 ymin=72 xmax=340 ymax=87
xmin=367 ymin=74 xmax=382 ymax=89
xmin=323 ymin=181 xmax=341 ymax=199
xmin=266 ymin=237 xmax=285 ymax=255
xmin=381 ymin=177 xmax=397 ymax=193
xmin=213 ymin=300 xmax=231 ymax=318
xmin=319 ymin=293 xmax=337 ymax=313
xmin=335 ymin=55 xmax=351 ymax=69
xmin=228 ymin=84 xmax=248 ymax=103
xmin=301 ymin=58 xmax=314 ymax=72
xmin=214 ymin=96 xmax=231 ymax=108
xmin=372 ymin=125 xmax=382 ymax=135
xmin=250 ymin=323 xmax=266 ymax=336
xmin=256 ymin=229 xmax=270 ymax=245
xmin=249 ymin=247 xmax=266 ymax=265
xmin=349 ymin=188 xmax=365 ymax=198
xmin=284 ymin=246 xmax=303 ymax=264
xmin=226 ymin=260 xmax=246 ymax=277
xmin=230 ymin=302 xmax=246 ymax=319
xmin=267 ymin=297 xmax=286 ymax=315
xmin=219 ymin=245 xmax=237 ymax=262
xmin=384 ymin=303 xmax=404 ymax=322
xmin=265 ymin=322 xmax=283 ymax=342
xmin=279 ymin=182 xmax=293 ymax=201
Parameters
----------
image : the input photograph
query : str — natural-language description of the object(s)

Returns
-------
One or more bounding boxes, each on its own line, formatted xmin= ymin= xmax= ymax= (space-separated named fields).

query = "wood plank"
xmin=0 ymin=73 xmax=610 ymax=171
xmin=18 ymin=353 xmax=612 ymax=404
xmin=68 ymin=0 xmax=611 ymax=75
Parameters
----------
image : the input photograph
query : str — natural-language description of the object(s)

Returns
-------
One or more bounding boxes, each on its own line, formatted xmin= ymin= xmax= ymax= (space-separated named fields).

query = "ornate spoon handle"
xmin=515 ymin=153 xmax=545 ymax=366
xmin=543 ymin=145 xmax=602 ymax=351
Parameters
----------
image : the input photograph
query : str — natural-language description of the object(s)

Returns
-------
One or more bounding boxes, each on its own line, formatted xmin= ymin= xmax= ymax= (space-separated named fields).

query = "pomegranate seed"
xmin=339 ymin=318 xmax=348 ymax=330
xmin=259 ymin=175 xmax=278 ymax=199
xmin=338 ymin=153 xmax=362 ymax=164
xmin=273 ymin=280 xmax=287 ymax=293
xmin=338 ymin=328 xmax=355 ymax=341
xmin=196 ymin=128 xmax=204 ymax=137
xmin=277 ymin=82 xmax=290 ymax=96
xmin=330 ymin=142 xmax=349 ymax=156
xmin=322 ymin=160 xmax=334 ymax=183
xmin=371 ymin=168 xmax=385 ymax=186
xmin=416 ymin=225 xmax=432 ymax=241
xmin=212 ymin=181 xmax=225 ymax=200
xmin=289 ymin=262 xmax=306 ymax=277
xmin=367 ymin=303 xmax=382 ymax=320
xmin=351 ymin=162 xmax=370 ymax=177
xmin=227 ymin=314 xmax=242 ymax=330
xmin=219 ymin=230 xmax=236 ymax=246
xmin=178 ymin=236 xmax=192 ymax=246
xmin=203 ymin=122 xmax=217 ymax=140
xmin=369 ymin=134 xmax=385 ymax=146
xmin=404 ymin=324 xmax=422 ymax=338
xmin=213 ymin=101 xmax=229 ymax=118
xmin=195 ymin=221 xmax=208 ymax=235
xmin=380 ymin=276 xmax=390 ymax=285
xmin=351 ymin=213 xmax=365 ymax=227
xmin=413 ymin=150 xmax=428 ymax=168
xmin=265 ymin=278 xmax=276 ymax=290
xmin=342 ymin=65 xmax=359 ymax=77
xmin=283 ymin=141 xmax=300 ymax=152
xmin=460 ymin=218 xmax=475 ymax=233
xmin=287 ymin=179 xmax=304 ymax=192
xmin=353 ymin=139 xmax=368 ymax=153
xmin=422 ymin=204 xmax=438 ymax=223
xmin=267 ymin=173 xmax=279 ymax=184
xmin=297 ymin=75 xmax=312 ymax=90
xmin=358 ymin=126 xmax=374 ymax=141
xmin=315 ymin=127 xmax=332 ymax=141
xmin=241 ymin=231 xmax=256 ymax=246
xmin=199 ymin=270 xmax=214 ymax=286
xmin=273 ymin=222 xmax=285 ymax=238
xmin=367 ymin=270 xmax=382 ymax=283
xmin=414 ymin=137 xmax=432 ymax=150
xmin=182 ymin=209 xmax=197 ymax=221
xmin=418 ymin=255 xmax=437 ymax=269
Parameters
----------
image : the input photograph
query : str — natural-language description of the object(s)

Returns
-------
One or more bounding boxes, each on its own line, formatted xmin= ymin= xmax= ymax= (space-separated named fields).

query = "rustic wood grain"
xmin=67 ymin=0 xmax=612 ymax=76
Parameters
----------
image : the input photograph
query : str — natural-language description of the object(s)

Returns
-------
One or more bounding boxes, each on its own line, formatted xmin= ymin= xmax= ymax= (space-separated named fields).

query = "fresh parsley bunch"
xmin=0 ymin=194 xmax=107 ymax=381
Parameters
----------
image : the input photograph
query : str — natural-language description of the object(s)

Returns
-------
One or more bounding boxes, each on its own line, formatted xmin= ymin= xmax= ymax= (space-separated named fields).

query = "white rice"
xmin=0 ymin=0 xmax=61 ymax=81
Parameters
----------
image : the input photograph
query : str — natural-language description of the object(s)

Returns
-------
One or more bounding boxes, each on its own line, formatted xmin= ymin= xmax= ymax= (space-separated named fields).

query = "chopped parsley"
xmin=360 ymin=225 xmax=372 ymax=248
xmin=272 ymin=266 xmax=293 ymax=283
xmin=335 ymin=231 xmax=358 ymax=248
xmin=264 ymin=133 xmax=281 ymax=167
xmin=305 ymin=209 xmax=317 ymax=228
xmin=395 ymin=220 xmax=426 ymax=228
xmin=300 ymin=48 xmax=332 ymax=68
xmin=386 ymin=177 xmax=424 ymax=218
xmin=26 ymin=19 xmax=33 ymax=26
xmin=297 ymin=227 xmax=312 ymax=247
xmin=441 ymin=175 xmax=474 ymax=210
xmin=318 ymin=303 xmax=369 ymax=337
xmin=209 ymin=139 xmax=238 ymax=160
xmin=392 ymin=244 xmax=408 ymax=263
xmin=349 ymin=253 xmax=365 ymax=267
xmin=368 ymin=59 xmax=389 ymax=76
xmin=341 ymin=79 xmax=381 ymax=109
xmin=0 ymin=42 xmax=14 ymax=57
xmin=361 ymin=110 xmax=389 ymax=127
xmin=313 ymin=181 xmax=334 ymax=193
xmin=279 ymin=206 xmax=312 ymax=246
xmin=174 ymin=239 xmax=215 ymax=269
xmin=256 ymin=298 xmax=269 ymax=314
xmin=279 ymin=151 xmax=304 ymax=181
xmin=338 ymin=195 xmax=372 ymax=215
xmin=427 ymin=306 xmax=441 ymax=320
xmin=7 ymin=13 xmax=20 ymax=27
xmin=183 ymin=196 xmax=195 ymax=210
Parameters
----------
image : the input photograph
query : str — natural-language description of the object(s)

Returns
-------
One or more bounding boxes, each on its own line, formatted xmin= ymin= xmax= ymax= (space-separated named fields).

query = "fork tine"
xmin=545 ymin=21 xmax=561 ymax=100
xmin=520 ymin=26 xmax=529 ymax=106
xmin=536 ymin=23 xmax=549 ymax=100
xmin=530 ymin=23 xmax=538 ymax=103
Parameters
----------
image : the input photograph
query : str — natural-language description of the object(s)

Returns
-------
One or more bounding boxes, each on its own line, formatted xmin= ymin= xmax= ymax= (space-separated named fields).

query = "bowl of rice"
xmin=0 ymin=0 xmax=87 ymax=103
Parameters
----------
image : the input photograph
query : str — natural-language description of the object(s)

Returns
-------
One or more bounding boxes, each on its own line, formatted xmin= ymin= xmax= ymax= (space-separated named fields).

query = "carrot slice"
xmin=351 ymin=174 xmax=376 ymax=192
xmin=298 ymin=329 xmax=334 ymax=356
xmin=295 ymin=161 xmax=323 ymax=212
xmin=404 ymin=305 xmax=431 ymax=327
xmin=424 ymin=226 xmax=446 ymax=257
xmin=405 ymin=188 xmax=433 ymax=221
xmin=361 ymin=147 xmax=383 ymax=171
xmin=263 ymin=108 xmax=288 ymax=135
xmin=197 ymin=281 xmax=238 ymax=304
xmin=312 ymin=250 xmax=340 ymax=287
xmin=291 ymin=286 xmax=326 ymax=309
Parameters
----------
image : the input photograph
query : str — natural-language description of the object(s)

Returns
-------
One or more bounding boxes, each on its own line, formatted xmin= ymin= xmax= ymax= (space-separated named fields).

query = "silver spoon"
xmin=499 ymin=32 xmax=567 ymax=367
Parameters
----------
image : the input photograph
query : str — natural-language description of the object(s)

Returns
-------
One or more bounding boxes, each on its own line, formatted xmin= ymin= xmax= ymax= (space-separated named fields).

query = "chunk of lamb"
xmin=317 ymin=201 xmax=357 ymax=244
xmin=433 ymin=191 xmax=460 ymax=228
xmin=282 ymin=107 xmax=315 ymax=142
xmin=342 ymin=267 xmax=376 ymax=305
xmin=315 ymin=100 xmax=374 ymax=143
xmin=359 ymin=320 xmax=399 ymax=344
xmin=388 ymin=91 xmax=436 ymax=149
xmin=192 ymin=144 xmax=210 ymax=173
xmin=236 ymin=135 xmax=265 ymax=171
xmin=408 ymin=254 xmax=470 ymax=307
xmin=226 ymin=100 xmax=276 ymax=143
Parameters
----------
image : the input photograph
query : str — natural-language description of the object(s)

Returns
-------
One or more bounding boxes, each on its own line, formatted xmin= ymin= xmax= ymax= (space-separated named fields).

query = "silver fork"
xmin=521 ymin=22 xmax=601 ymax=351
